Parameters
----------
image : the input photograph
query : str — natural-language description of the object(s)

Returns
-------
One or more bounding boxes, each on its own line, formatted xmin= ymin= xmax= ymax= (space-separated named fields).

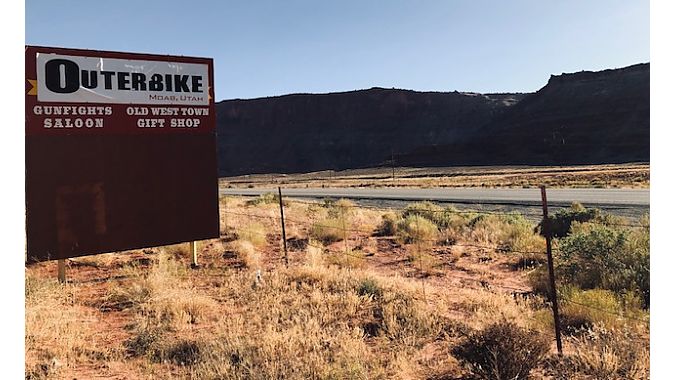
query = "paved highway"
xmin=220 ymin=187 xmax=649 ymax=207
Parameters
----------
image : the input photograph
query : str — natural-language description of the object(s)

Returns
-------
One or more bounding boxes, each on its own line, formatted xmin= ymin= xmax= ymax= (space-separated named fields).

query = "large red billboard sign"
xmin=25 ymin=46 xmax=219 ymax=262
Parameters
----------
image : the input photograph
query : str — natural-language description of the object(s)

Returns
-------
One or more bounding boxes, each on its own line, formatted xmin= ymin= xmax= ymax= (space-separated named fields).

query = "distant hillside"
xmin=216 ymin=63 xmax=649 ymax=176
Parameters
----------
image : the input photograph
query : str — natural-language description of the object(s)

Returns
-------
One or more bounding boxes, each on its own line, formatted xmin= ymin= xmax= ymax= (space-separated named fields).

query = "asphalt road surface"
xmin=220 ymin=187 xmax=649 ymax=207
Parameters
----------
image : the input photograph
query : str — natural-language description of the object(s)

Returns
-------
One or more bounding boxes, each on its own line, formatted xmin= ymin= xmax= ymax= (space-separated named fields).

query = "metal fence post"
xmin=540 ymin=185 xmax=563 ymax=355
xmin=278 ymin=187 xmax=289 ymax=267
xmin=341 ymin=207 xmax=350 ymax=259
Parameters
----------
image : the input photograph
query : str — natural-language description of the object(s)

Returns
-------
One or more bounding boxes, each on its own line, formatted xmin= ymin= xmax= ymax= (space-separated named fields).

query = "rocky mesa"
xmin=216 ymin=63 xmax=649 ymax=176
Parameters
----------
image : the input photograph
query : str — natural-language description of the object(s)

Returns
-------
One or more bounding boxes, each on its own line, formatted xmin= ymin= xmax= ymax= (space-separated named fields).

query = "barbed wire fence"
xmin=218 ymin=186 xmax=650 ymax=352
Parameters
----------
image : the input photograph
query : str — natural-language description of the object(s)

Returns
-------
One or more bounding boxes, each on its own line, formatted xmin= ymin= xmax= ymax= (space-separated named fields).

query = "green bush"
xmin=453 ymin=320 xmax=550 ymax=380
xmin=543 ymin=202 xmax=600 ymax=238
xmin=557 ymin=223 xmax=649 ymax=307
xmin=527 ymin=266 xmax=552 ymax=296
xmin=558 ymin=287 xmax=624 ymax=333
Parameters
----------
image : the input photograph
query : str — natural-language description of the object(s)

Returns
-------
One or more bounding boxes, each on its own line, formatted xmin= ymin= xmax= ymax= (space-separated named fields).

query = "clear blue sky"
xmin=25 ymin=0 xmax=649 ymax=101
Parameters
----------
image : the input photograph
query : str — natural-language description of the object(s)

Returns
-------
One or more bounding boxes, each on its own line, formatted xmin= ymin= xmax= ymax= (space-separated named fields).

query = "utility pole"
xmin=391 ymin=148 xmax=395 ymax=183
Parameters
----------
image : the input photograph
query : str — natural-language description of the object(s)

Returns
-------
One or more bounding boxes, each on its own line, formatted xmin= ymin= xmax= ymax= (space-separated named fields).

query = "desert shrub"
xmin=544 ymin=202 xmax=600 ymax=238
xmin=500 ymin=214 xmax=545 ymax=253
xmin=511 ymin=251 xmax=547 ymax=270
xmin=403 ymin=201 xmax=443 ymax=221
xmin=527 ymin=266 xmax=552 ymax=297
xmin=305 ymin=202 xmax=321 ymax=218
xmin=325 ymin=198 xmax=356 ymax=218
xmin=468 ymin=215 xmax=511 ymax=245
xmin=310 ymin=218 xmax=345 ymax=244
xmin=557 ymin=223 xmax=650 ymax=307
xmin=453 ymin=320 xmax=550 ymax=380
xmin=245 ymin=192 xmax=287 ymax=206
xmin=125 ymin=323 xmax=166 ymax=358
xmin=402 ymin=201 xmax=469 ymax=230
xmin=126 ymin=323 xmax=203 ymax=366
xmin=237 ymin=222 xmax=268 ymax=247
xmin=377 ymin=212 xmax=401 ymax=236
xmin=396 ymin=214 xmax=439 ymax=244
xmin=558 ymin=287 xmax=624 ymax=333
xmin=357 ymin=277 xmax=383 ymax=299
xmin=469 ymin=212 xmax=543 ymax=253
xmin=159 ymin=340 xmax=203 ymax=366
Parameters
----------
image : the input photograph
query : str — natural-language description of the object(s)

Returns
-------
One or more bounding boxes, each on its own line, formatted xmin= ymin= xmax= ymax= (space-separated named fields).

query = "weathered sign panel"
xmin=25 ymin=46 xmax=219 ymax=262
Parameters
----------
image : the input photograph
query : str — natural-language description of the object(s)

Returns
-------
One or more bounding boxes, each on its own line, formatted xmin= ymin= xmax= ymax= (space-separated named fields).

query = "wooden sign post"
xmin=57 ymin=259 xmax=66 ymax=283
xmin=190 ymin=241 xmax=198 ymax=268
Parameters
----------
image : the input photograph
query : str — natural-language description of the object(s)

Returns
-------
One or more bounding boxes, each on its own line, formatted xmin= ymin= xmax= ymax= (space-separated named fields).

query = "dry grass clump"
xmin=559 ymin=288 xmax=623 ymax=332
xmin=139 ymin=254 xmax=219 ymax=327
xmin=375 ymin=289 xmax=443 ymax=347
xmin=157 ymin=266 xmax=441 ymax=378
xmin=26 ymin=276 xmax=110 ymax=379
xmin=97 ymin=278 xmax=152 ymax=311
xmin=325 ymin=249 xmax=368 ymax=269
xmin=538 ymin=287 xmax=647 ymax=334
xmin=231 ymin=239 xmax=262 ymax=269
xmin=455 ymin=288 xmax=541 ymax=330
xmin=161 ymin=243 xmax=190 ymax=260
xmin=237 ymin=222 xmax=268 ymax=247
xmin=106 ymin=252 xmax=219 ymax=329
xmin=408 ymin=249 xmax=442 ymax=276
xmin=125 ymin=321 xmax=206 ymax=367
xmin=469 ymin=214 xmax=542 ymax=253
xmin=84 ymin=255 xmax=156 ymax=311
xmin=140 ymin=287 xmax=220 ymax=327
xmin=453 ymin=319 xmax=550 ymax=380
xmin=303 ymin=243 xmax=325 ymax=268
xmin=310 ymin=218 xmax=346 ymax=244
xmin=192 ymin=321 xmax=378 ymax=379
xmin=69 ymin=252 xmax=121 ymax=269
xmin=548 ymin=328 xmax=649 ymax=380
